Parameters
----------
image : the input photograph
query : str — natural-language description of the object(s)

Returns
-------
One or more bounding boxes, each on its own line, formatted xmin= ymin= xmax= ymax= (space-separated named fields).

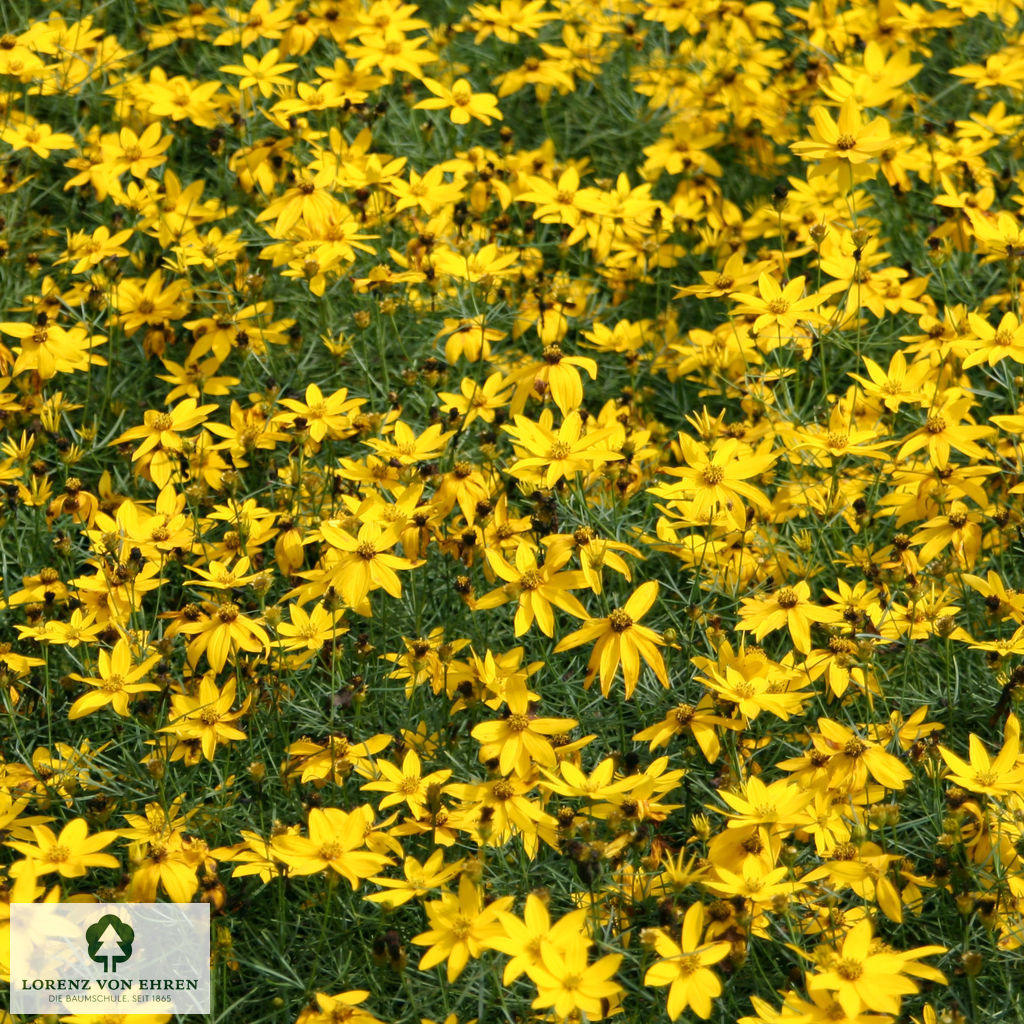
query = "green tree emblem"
xmin=86 ymin=915 xmax=134 ymax=973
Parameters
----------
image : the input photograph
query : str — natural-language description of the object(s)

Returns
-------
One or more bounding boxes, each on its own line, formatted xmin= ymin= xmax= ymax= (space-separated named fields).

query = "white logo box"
xmin=10 ymin=902 xmax=210 ymax=1014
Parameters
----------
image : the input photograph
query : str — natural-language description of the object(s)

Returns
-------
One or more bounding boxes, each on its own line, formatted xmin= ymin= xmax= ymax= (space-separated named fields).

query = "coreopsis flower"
xmin=272 ymin=807 xmax=392 ymax=888
xmin=128 ymin=832 xmax=202 ymax=903
xmin=219 ymin=47 xmax=297 ymax=97
xmin=737 ymin=581 xmax=844 ymax=654
xmin=963 ymin=310 xmax=1024 ymax=367
xmin=176 ymin=602 xmax=272 ymax=673
xmin=160 ymin=678 xmax=252 ymax=762
xmin=848 ymin=350 xmax=932 ymax=411
xmin=112 ymin=398 xmax=217 ymax=488
xmin=361 ymin=748 xmax=453 ymax=816
xmin=6 ymin=818 xmax=120 ymax=879
xmin=897 ymin=393 xmax=994 ymax=467
xmin=791 ymin=97 xmax=890 ymax=180
xmin=806 ymin=918 xmax=945 ymax=1017
xmin=553 ymin=580 xmax=670 ymax=698
xmin=504 ymin=410 xmax=622 ymax=488
xmin=414 ymin=78 xmax=503 ymax=124
xmin=310 ymin=520 xmax=421 ymax=610
xmin=939 ymin=715 xmax=1024 ymax=796
xmin=474 ymin=542 xmax=589 ymax=637
xmin=364 ymin=850 xmax=463 ymax=909
xmin=644 ymin=903 xmax=732 ymax=1020
xmin=813 ymin=718 xmax=912 ymax=792
xmin=649 ymin=436 xmax=776 ymax=530
xmin=471 ymin=688 xmax=577 ymax=776
xmin=730 ymin=272 xmax=826 ymax=335
xmin=412 ymin=874 xmax=513 ymax=982
xmin=527 ymin=933 xmax=623 ymax=1021
xmin=486 ymin=894 xmax=590 ymax=983
xmin=296 ymin=991 xmax=384 ymax=1024
xmin=275 ymin=602 xmax=347 ymax=665
xmin=633 ymin=697 xmax=738 ymax=761
xmin=67 ymin=636 xmax=161 ymax=719
xmin=275 ymin=384 xmax=364 ymax=443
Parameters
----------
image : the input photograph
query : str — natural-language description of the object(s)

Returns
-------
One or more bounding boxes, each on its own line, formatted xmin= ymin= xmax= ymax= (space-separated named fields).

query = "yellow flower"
xmin=475 ymin=541 xmax=589 ymax=637
xmin=177 ymin=602 xmax=271 ymax=673
xmin=411 ymin=874 xmax=513 ymax=981
xmin=414 ymin=77 xmax=503 ymax=124
xmin=504 ymin=409 xmax=622 ymax=489
xmin=736 ymin=581 xmax=843 ymax=654
xmin=271 ymin=807 xmax=392 ymax=888
xmin=485 ymin=894 xmax=589 ymax=983
xmin=939 ymin=715 xmax=1024 ymax=796
xmin=554 ymin=580 xmax=670 ymax=698
xmin=471 ymin=688 xmax=577 ymax=776
xmin=730 ymin=272 xmax=826 ymax=334
xmin=361 ymin=748 xmax=453 ymax=816
xmin=6 ymin=818 xmax=120 ymax=879
xmin=806 ymin=918 xmax=945 ymax=1017
xmin=649 ymin=435 xmax=776 ymax=531
xmin=644 ymin=903 xmax=731 ymax=1020
xmin=791 ymin=96 xmax=890 ymax=179
xmin=527 ymin=932 xmax=622 ymax=1021
xmin=364 ymin=849 xmax=463 ymax=909
xmin=160 ymin=677 xmax=252 ymax=762
xmin=219 ymin=47 xmax=297 ymax=97
xmin=296 ymin=991 xmax=384 ymax=1024
xmin=67 ymin=636 xmax=161 ymax=719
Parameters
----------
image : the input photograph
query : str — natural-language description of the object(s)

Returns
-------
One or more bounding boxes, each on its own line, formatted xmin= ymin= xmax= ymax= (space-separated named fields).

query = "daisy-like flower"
xmin=414 ymin=77 xmax=503 ymax=124
xmin=553 ymin=580 xmax=670 ymax=698
xmin=361 ymin=748 xmax=453 ymax=816
xmin=938 ymin=715 xmax=1024 ymax=796
xmin=411 ymin=874 xmax=513 ymax=982
xmin=644 ymin=903 xmax=732 ymax=1020
xmin=528 ymin=933 xmax=623 ymax=1021
xmin=848 ymin=350 xmax=932 ymax=411
xmin=6 ymin=818 xmax=120 ymax=879
xmin=67 ymin=636 xmax=161 ymax=719
xmin=736 ymin=580 xmax=843 ymax=654
xmin=470 ymin=688 xmax=577 ymax=776
xmin=963 ymin=310 xmax=1024 ymax=367
xmin=486 ymin=893 xmax=590 ymax=983
xmin=271 ymin=807 xmax=392 ymax=888
xmin=364 ymin=849 xmax=463 ymax=909
xmin=791 ymin=96 xmax=891 ymax=180
xmin=296 ymin=991 xmax=384 ymax=1024
xmin=160 ymin=677 xmax=252 ymax=762
xmin=504 ymin=410 xmax=622 ymax=488
xmin=649 ymin=435 xmax=776 ymax=531
xmin=475 ymin=542 xmax=589 ymax=637
xmin=730 ymin=272 xmax=826 ymax=335
xmin=806 ymin=918 xmax=944 ymax=1017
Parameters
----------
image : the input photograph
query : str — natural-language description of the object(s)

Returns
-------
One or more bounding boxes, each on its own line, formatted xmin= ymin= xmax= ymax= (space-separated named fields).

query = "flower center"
xmin=507 ymin=713 xmax=530 ymax=733
xmin=836 ymin=958 xmax=864 ymax=980
xmin=702 ymin=464 xmax=725 ymax=485
xmin=609 ymin=608 xmax=633 ymax=632
xmin=776 ymin=587 xmax=799 ymax=609
xmin=519 ymin=569 xmax=542 ymax=590
xmin=835 ymin=134 xmax=857 ymax=151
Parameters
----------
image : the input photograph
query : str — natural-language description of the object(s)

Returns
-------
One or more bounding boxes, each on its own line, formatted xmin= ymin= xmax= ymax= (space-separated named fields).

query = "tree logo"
xmin=85 ymin=915 xmax=134 ymax=973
